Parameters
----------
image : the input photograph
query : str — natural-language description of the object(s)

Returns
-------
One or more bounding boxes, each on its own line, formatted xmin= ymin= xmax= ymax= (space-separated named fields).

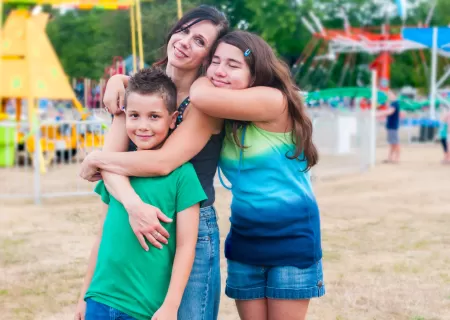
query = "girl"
xmin=81 ymin=5 xmax=228 ymax=320
xmin=190 ymin=30 xmax=324 ymax=320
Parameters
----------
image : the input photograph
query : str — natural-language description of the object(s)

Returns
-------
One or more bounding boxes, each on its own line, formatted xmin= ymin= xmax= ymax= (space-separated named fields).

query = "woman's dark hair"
xmin=153 ymin=5 xmax=229 ymax=68
xmin=210 ymin=31 xmax=318 ymax=171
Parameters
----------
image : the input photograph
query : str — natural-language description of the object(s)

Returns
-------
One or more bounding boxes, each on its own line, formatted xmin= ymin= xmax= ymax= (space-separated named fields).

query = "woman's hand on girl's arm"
xmin=153 ymin=204 xmax=200 ymax=320
xmin=102 ymin=74 xmax=130 ymax=115
xmin=190 ymin=76 xmax=286 ymax=122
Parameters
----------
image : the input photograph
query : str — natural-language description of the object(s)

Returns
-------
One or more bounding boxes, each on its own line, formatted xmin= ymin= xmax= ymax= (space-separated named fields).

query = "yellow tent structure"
xmin=0 ymin=0 xmax=143 ymax=172
xmin=0 ymin=9 xmax=88 ymax=172
xmin=0 ymin=10 xmax=84 ymax=106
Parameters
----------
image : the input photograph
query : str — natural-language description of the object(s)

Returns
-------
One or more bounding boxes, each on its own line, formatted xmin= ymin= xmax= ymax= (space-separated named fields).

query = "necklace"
xmin=176 ymin=96 xmax=190 ymax=126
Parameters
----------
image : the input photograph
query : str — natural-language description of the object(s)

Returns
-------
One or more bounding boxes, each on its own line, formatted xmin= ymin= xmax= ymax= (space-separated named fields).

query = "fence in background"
xmin=2 ymin=108 xmax=438 ymax=203
xmin=308 ymin=109 xmax=376 ymax=178
xmin=0 ymin=118 xmax=109 ymax=203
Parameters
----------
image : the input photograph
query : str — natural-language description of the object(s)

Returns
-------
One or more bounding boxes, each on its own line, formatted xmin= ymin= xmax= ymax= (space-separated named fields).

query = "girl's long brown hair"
xmin=209 ymin=31 xmax=318 ymax=171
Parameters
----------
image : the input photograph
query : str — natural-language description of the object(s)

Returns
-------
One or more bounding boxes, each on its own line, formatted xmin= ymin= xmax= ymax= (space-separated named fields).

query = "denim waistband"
xmin=200 ymin=205 xmax=217 ymax=219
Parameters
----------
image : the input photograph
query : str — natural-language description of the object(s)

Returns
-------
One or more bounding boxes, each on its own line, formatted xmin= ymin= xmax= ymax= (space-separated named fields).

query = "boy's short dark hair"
xmin=124 ymin=67 xmax=177 ymax=112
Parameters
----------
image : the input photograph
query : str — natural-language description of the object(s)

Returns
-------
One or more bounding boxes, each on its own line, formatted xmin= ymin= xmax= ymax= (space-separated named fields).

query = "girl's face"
xmin=167 ymin=20 xmax=219 ymax=71
xmin=206 ymin=43 xmax=252 ymax=89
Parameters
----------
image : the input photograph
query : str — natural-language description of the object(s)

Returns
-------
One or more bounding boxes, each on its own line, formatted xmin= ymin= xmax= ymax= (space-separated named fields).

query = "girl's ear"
xmin=249 ymin=76 xmax=256 ymax=87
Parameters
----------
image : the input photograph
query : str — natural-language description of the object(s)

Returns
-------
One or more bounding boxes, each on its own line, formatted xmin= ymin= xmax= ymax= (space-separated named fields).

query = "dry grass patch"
xmin=1 ymin=145 xmax=449 ymax=320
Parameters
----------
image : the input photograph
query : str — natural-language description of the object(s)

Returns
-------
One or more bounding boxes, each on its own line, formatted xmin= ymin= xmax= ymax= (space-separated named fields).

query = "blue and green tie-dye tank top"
xmin=219 ymin=123 xmax=322 ymax=268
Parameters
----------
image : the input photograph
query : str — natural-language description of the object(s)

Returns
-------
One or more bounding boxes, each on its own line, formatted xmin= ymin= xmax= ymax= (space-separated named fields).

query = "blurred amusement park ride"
xmin=0 ymin=0 xmax=151 ymax=171
xmin=1 ymin=0 xmax=450 ymax=172
xmin=297 ymin=9 xmax=450 ymax=117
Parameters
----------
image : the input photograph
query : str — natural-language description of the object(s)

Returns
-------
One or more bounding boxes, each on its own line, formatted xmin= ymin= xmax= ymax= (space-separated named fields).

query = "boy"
xmin=377 ymin=90 xmax=401 ymax=163
xmin=74 ymin=68 xmax=207 ymax=320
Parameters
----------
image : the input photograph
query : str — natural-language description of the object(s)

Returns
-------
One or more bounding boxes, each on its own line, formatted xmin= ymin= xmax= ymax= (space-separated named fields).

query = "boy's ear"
xmin=170 ymin=111 xmax=179 ymax=129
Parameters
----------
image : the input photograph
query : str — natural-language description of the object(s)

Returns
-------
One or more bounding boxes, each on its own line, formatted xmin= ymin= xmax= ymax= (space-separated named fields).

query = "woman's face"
xmin=206 ymin=42 xmax=252 ymax=90
xmin=167 ymin=20 xmax=219 ymax=71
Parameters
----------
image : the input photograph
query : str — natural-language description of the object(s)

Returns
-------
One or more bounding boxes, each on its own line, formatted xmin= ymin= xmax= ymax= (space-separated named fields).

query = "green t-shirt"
xmin=85 ymin=163 xmax=207 ymax=320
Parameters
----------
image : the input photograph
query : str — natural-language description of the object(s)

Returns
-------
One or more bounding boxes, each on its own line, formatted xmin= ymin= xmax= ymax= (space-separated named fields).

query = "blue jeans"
xmin=178 ymin=206 xmax=221 ymax=320
xmin=85 ymin=298 xmax=136 ymax=320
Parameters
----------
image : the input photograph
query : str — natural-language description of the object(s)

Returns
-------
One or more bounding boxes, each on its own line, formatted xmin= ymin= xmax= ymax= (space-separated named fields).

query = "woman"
xmin=81 ymin=5 xmax=229 ymax=320
xmin=189 ymin=31 xmax=324 ymax=320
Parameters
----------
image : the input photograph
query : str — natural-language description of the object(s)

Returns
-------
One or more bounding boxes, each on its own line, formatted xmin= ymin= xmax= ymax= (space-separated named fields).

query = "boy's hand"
xmin=151 ymin=304 xmax=178 ymax=320
xmin=74 ymin=299 xmax=86 ymax=320
xmin=79 ymin=151 xmax=102 ymax=182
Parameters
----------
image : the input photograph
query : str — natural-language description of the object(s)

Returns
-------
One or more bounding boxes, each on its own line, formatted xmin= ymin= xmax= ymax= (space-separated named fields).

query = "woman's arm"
xmin=157 ymin=204 xmax=200 ymax=314
xmin=189 ymin=77 xmax=286 ymax=122
xmin=85 ymin=107 xmax=223 ymax=177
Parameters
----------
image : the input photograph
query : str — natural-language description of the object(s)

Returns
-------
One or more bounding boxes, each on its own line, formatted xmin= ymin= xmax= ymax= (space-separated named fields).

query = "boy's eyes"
xmin=128 ymin=114 xmax=160 ymax=119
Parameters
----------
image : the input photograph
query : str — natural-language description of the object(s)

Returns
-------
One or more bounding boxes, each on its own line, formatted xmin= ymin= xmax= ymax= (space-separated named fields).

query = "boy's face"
xmin=125 ymin=93 xmax=177 ymax=150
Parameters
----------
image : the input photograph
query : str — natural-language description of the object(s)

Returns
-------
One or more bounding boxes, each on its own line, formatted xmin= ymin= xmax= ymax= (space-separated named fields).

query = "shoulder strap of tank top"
xmin=176 ymin=96 xmax=190 ymax=126
xmin=218 ymin=125 xmax=247 ymax=190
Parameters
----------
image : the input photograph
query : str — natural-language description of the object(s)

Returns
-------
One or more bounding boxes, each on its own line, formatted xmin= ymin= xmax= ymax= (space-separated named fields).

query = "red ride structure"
xmin=297 ymin=13 xmax=427 ymax=95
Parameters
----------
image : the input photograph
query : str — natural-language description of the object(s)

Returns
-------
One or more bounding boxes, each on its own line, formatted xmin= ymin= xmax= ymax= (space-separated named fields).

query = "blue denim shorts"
xmin=225 ymin=259 xmax=325 ymax=300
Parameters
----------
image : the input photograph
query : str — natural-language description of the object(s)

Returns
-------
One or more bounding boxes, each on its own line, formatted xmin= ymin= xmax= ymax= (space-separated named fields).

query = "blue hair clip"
xmin=244 ymin=49 xmax=251 ymax=57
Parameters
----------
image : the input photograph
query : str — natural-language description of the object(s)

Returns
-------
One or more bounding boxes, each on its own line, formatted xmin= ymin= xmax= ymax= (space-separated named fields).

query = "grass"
xmin=323 ymin=250 xmax=341 ymax=262
xmin=1 ymin=145 xmax=449 ymax=320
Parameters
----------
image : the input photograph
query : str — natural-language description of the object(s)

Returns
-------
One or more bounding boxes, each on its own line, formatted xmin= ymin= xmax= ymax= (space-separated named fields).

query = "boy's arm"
xmin=376 ymin=107 xmax=395 ymax=118
xmin=90 ymin=115 xmax=171 ymax=251
xmin=161 ymin=204 xmax=200 ymax=310
xmin=99 ymin=114 xmax=137 ymax=204
xmin=77 ymin=203 xmax=108 ymax=303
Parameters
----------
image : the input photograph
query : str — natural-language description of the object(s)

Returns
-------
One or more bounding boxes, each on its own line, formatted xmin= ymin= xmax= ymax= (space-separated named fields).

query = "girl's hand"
xmin=103 ymin=74 xmax=127 ymax=115
xmin=74 ymin=299 xmax=86 ymax=320
xmin=151 ymin=304 xmax=178 ymax=320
